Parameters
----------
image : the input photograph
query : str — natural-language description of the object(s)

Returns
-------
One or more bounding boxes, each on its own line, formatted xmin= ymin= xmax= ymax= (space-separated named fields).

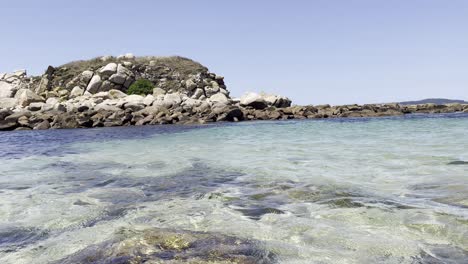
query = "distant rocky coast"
xmin=0 ymin=54 xmax=467 ymax=131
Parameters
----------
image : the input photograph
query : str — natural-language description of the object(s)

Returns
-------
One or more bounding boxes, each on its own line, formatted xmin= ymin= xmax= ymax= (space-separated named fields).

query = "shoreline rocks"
xmin=1 ymin=55 xmax=467 ymax=131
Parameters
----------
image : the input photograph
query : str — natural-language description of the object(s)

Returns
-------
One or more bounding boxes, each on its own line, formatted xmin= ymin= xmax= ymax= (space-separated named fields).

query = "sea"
xmin=0 ymin=113 xmax=467 ymax=263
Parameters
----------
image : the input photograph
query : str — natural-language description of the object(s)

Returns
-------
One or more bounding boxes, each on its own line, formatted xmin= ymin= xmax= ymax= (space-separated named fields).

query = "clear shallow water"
xmin=0 ymin=113 xmax=467 ymax=263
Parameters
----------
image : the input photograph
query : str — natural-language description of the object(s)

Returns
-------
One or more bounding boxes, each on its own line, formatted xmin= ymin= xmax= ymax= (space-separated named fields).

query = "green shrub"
xmin=127 ymin=79 xmax=155 ymax=95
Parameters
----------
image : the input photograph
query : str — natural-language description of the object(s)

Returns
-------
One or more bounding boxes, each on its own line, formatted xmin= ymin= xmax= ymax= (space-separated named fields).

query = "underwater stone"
xmin=54 ymin=228 xmax=277 ymax=264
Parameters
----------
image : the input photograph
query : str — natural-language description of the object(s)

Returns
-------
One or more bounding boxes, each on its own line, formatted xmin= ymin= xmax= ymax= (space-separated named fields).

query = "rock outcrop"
xmin=239 ymin=92 xmax=292 ymax=109
xmin=0 ymin=70 xmax=29 ymax=98
xmin=0 ymin=54 xmax=467 ymax=131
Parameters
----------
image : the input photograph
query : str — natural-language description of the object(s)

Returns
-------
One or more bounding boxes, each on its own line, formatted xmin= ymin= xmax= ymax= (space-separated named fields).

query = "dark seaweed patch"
xmin=73 ymin=200 xmax=93 ymax=206
xmin=45 ymin=160 xmax=241 ymax=202
xmin=0 ymin=227 xmax=48 ymax=253
xmin=139 ymin=162 xmax=242 ymax=200
xmin=31 ymin=161 xmax=247 ymax=230
xmin=82 ymin=207 xmax=132 ymax=228
xmin=94 ymin=179 xmax=117 ymax=187
xmin=447 ymin=160 xmax=468 ymax=165
xmin=235 ymin=207 xmax=285 ymax=220
xmin=321 ymin=198 xmax=364 ymax=208
xmin=0 ymin=185 xmax=31 ymax=191
xmin=368 ymin=199 xmax=417 ymax=210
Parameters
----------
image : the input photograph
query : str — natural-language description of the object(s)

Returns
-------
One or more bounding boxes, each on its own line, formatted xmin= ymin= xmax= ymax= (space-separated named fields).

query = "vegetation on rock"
xmin=127 ymin=79 xmax=155 ymax=95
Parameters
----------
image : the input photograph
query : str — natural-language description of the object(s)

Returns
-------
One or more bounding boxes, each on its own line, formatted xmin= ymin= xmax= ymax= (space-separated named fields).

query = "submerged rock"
xmin=55 ymin=228 xmax=276 ymax=264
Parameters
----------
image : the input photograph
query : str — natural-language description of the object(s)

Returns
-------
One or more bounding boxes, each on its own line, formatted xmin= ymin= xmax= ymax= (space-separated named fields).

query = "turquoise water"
xmin=0 ymin=114 xmax=467 ymax=263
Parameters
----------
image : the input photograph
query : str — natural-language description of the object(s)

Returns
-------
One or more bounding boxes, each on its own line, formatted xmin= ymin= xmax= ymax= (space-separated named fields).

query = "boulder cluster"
xmin=0 ymin=54 xmax=467 ymax=131
xmin=239 ymin=102 xmax=468 ymax=121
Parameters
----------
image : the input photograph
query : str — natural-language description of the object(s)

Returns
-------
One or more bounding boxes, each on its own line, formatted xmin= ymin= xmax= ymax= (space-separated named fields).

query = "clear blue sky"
xmin=1 ymin=0 xmax=467 ymax=105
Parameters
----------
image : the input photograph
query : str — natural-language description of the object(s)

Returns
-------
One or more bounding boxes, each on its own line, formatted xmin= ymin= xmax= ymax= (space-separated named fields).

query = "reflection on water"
xmin=0 ymin=113 xmax=467 ymax=263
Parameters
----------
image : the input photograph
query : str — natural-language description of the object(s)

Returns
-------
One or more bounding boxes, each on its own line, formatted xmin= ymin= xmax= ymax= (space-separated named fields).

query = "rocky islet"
xmin=0 ymin=54 xmax=467 ymax=131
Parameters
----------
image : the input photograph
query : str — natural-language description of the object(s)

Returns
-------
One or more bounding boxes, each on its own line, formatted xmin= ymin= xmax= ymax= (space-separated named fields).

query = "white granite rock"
xmin=14 ymin=89 xmax=44 ymax=107
xmin=0 ymin=98 xmax=18 ymax=109
xmin=86 ymin=75 xmax=102 ymax=93
xmin=99 ymin=63 xmax=118 ymax=76
xmin=70 ymin=86 xmax=84 ymax=98
xmin=209 ymin=93 xmax=229 ymax=104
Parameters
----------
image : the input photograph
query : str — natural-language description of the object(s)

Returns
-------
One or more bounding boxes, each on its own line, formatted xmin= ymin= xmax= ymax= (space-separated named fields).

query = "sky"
xmin=1 ymin=0 xmax=467 ymax=105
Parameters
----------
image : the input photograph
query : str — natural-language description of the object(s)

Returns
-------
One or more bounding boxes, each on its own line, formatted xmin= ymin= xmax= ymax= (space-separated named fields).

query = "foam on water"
xmin=0 ymin=113 xmax=467 ymax=263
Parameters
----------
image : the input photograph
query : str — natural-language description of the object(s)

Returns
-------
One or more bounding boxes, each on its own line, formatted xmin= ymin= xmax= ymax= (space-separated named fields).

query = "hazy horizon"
xmin=1 ymin=0 xmax=467 ymax=105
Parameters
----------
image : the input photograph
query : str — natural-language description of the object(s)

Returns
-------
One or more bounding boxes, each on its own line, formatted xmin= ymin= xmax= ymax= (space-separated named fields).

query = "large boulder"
xmin=185 ymin=79 xmax=197 ymax=90
xmin=117 ymin=64 xmax=132 ymax=76
xmin=51 ymin=112 xmax=79 ymax=129
xmin=27 ymin=102 xmax=45 ymax=111
xmin=70 ymin=86 xmax=84 ymax=98
xmin=4 ymin=70 xmax=26 ymax=81
xmin=142 ymin=95 xmax=155 ymax=106
xmin=263 ymin=93 xmax=292 ymax=108
xmin=209 ymin=93 xmax=230 ymax=104
xmin=163 ymin=93 xmax=182 ymax=108
xmin=109 ymin=73 xmax=126 ymax=85
xmin=0 ymin=98 xmax=18 ymax=109
xmin=153 ymin=87 xmax=166 ymax=96
xmin=108 ymin=89 xmax=127 ymax=99
xmin=4 ymin=111 xmax=32 ymax=123
xmin=182 ymin=98 xmax=202 ymax=108
xmin=122 ymin=94 xmax=144 ymax=104
xmin=86 ymin=75 xmax=102 ymax=93
xmin=92 ymin=91 xmax=111 ymax=100
xmin=0 ymin=119 xmax=17 ymax=130
xmin=240 ymin=92 xmax=291 ymax=109
xmin=239 ymin=92 xmax=268 ymax=109
xmin=211 ymin=103 xmax=244 ymax=122
xmin=0 ymin=70 xmax=27 ymax=98
xmin=42 ymin=97 xmax=59 ymax=111
xmin=14 ymin=89 xmax=44 ymax=107
xmin=95 ymin=102 xmax=121 ymax=112
xmin=99 ymin=63 xmax=118 ymax=76
xmin=0 ymin=81 xmax=17 ymax=98
xmin=100 ymin=80 xmax=114 ymax=92
xmin=80 ymin=70 xmax=94 ymax=83
xmin=34 ymin=120 xmax=50 ymax=130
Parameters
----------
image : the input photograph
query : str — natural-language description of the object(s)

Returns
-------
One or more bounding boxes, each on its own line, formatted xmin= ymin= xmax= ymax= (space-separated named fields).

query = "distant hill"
xmin=398 ymin=98 xmax=467 ymax=105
